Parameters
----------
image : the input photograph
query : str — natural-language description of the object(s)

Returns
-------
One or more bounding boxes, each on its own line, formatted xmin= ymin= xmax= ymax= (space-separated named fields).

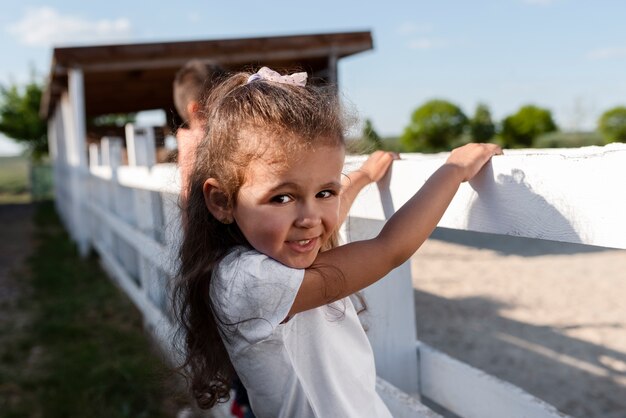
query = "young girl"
xmin=174 ymin=67 xmax=502 ymax=417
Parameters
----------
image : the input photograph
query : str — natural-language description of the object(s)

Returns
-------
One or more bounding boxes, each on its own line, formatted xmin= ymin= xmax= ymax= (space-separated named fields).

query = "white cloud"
xmin=6 ymin=7 xmax=132 ymax=47
xmin=408 ymin=37 xmax=447 ymax=51
xmin=586 ymin=46 xmax=626 ymax=60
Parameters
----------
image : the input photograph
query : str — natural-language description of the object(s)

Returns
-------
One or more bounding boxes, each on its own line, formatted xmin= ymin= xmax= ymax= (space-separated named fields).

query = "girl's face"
xmin=231 ymin=142 xmax=345 ymax=269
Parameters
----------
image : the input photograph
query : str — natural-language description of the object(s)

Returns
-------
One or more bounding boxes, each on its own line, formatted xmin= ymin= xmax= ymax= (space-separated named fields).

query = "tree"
xmin=0 ymin=79 xmax=47 ymax=158
xmin=470 ymin=103 xmax=495 ymax=142
xmin=598 ymin=106 xmax=626 ymax=143
xmin=500 ymin=105 xmax=557 ymax=148
xmin=0 ymin=77 xmax=47 ymax=159
xmin=401 ymin=99 xmax=468 ymax=152
xmin=362 ymin=118 xmax=382 ymax=150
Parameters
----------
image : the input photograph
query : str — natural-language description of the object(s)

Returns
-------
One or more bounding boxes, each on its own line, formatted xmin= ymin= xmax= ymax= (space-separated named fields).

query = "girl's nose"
xmin=294 ymin=202 xmax=322 ymax=228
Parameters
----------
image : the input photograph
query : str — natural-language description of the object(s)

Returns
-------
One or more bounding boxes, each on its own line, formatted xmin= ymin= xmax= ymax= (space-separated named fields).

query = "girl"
xmin=174 ymin=67 xmax=502 ymax=417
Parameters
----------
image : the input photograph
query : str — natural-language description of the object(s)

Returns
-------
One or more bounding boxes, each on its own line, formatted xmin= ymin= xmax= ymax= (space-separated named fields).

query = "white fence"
xmin=50 ymin=122 xmax=626 ymax=417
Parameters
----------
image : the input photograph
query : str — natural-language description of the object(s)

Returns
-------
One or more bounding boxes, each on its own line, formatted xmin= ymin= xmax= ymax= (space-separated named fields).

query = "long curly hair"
xmin=172 ymin=70 xmax=347 ymax=409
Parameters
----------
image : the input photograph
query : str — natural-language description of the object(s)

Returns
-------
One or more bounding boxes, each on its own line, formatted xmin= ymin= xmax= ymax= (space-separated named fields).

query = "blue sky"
xmin=1 ymin=0 xmax=626 ymax=154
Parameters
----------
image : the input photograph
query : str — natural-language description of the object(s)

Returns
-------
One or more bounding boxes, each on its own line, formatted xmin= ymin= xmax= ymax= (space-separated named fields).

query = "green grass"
xmin=0 ymin=201 xmax=188 ymax=418
xmin=0 ymin=156 xmax=30 ymax=203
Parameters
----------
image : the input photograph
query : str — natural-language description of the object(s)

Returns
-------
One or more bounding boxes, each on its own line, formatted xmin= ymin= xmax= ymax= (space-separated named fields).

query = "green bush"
xmin=401 ymin=99 xmax=468 ymax=152
xmin=598 ymin=106 xmax=626 ymax=143
xmin=500 ymin=105 xmax=557 ymax=148
xmin=469 ymin=103 xmax=496 ymax=142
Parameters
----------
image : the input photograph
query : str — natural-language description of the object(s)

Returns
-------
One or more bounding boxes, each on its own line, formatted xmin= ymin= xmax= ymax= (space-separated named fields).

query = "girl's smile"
xmin=230 ymin=143 xmax=345 ymax=269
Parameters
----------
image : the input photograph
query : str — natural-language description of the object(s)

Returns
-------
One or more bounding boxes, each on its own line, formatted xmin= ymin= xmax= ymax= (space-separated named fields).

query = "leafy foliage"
xmin=500 ymin=105 xmax=557 ymax=148
xmin=90 ymin=113 xmax=136 ymax=128
xmin=0 ymin=78 xmax=47 ymax=159
xmin=401 ymin=99 xmax=468 ymax=152
xmin=469 ymin=103 xmax=495 ymax=142
xmin=598 ymin=106 xmax=626 ymax=143
xmin=362 ymin=118 xmax=383 ymax=150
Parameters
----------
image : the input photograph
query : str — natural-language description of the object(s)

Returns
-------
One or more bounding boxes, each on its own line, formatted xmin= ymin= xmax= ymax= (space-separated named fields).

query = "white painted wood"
xmin=126 ymin=124 xmax=156 ymax=167
xmin=346 ymin=216 xmax=419 ymax=395
xmin=418 ymin=342 xmax=569 ymax=418
xmin=347 ymin=144 xmax=626 ymax=249
xmin=88 ymin=143 xmax=100 ymax=166
xmin=376 ymin=378 xmax=441 ymax=418
xmin=86 ymin=199 xmax=174 ymax=275
xmin=116 ymin=164 xmax=180 ymax=194
xmin=99 ymin=138 xmax=123 ymax=253
xmin=67 ymin=69 xmax=87 ymax=168
xmin=47 ymin=110 xmax=58 ymax=160
xmin=67 ymin=68 xmax=90 ymax=255
xmin=126 ymin=123 xmax=167 ymax=310
xmin=89 ymin=165 xmax=112 ymax=180
xmin=101 ymin=137 xmax=123 ymax=170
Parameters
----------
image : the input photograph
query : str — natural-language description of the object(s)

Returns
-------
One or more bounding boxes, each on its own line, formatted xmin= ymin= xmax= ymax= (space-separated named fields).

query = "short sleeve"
xmin=210 ymin=247 xmax=304 ymax=346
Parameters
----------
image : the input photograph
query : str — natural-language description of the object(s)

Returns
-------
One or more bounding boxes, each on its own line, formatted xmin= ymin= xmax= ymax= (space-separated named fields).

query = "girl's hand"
xmin=445 ymin=143 xmax=502 ymax=182
xmin=359 ymin=151 xmax=400 ymax=183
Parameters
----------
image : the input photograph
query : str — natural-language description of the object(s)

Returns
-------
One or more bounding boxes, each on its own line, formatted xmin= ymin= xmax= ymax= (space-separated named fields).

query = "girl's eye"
xmin=271 ymin=195 xmax=292 ymax=204
xmin=316 ymin=190 xmax=336 ymax=199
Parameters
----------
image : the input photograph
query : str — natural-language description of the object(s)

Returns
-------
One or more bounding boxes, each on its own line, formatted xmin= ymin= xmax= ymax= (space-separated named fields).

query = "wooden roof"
xmin=41 ymin=31 xmax=373 ymax=119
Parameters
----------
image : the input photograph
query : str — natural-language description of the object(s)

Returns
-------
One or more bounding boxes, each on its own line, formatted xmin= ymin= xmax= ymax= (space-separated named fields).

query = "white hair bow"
xmin=246 ymin=67 xmax=307 ymax=87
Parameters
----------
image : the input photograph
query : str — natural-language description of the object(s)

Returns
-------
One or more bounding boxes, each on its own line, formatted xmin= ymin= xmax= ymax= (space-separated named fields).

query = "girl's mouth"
xmin=287 ymin=237 xmax=318 ymax=252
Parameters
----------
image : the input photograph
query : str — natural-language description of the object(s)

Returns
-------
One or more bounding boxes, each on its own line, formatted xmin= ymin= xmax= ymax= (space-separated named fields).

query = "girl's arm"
xmin=290 ymin=143 xmax=502 ymax=315
xmin=339 ymin=151 xmax=398 ymax=224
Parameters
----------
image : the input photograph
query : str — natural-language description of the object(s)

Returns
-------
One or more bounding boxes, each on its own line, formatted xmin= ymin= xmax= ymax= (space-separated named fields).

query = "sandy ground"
xmin=411 ymin=228 xmax=626 ymax=418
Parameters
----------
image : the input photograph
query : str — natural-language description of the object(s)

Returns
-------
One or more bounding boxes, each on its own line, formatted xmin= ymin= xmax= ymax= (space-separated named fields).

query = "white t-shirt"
xmin=210 ymin=247 xmax=392 ymax=418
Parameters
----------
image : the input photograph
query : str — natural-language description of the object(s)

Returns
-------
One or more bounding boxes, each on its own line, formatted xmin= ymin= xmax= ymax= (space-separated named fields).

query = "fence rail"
xmin=51 ymin=123 xmax=626 ymax=417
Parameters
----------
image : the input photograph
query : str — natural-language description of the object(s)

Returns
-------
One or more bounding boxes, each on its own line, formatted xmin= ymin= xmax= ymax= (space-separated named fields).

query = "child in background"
xmin=173 ymin=59 xmax=225 ymax=199
xmin=173 ymin=67 xmax=501 ymax=417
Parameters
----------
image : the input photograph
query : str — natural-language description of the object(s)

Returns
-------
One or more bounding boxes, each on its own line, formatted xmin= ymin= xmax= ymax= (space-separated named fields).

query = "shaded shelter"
xmin=41 ymin=31 xmax=374 ymax=122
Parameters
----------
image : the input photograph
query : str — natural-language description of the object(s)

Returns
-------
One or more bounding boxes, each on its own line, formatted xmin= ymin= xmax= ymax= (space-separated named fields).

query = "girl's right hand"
xmin=445 ymin=143 xmax=503 ymax=182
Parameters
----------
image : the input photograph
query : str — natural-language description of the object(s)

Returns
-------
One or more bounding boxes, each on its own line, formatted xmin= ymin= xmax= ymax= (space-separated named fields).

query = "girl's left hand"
xmin=359 ymin=151 xmax=400 ymax=183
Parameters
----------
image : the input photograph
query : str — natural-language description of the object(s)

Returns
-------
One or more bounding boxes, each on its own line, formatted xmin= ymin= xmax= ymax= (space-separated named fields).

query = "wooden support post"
xmin=66 ymin=68 xmax=90 ymax=256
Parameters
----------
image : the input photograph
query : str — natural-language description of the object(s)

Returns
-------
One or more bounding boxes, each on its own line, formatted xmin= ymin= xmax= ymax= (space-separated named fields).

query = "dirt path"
xmin=412 ymin=229 xmax=626 ymax=418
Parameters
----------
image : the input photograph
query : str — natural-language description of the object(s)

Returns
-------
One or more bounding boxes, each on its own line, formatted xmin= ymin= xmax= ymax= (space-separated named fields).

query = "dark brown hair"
xmin=172 ymin=70 xmax=346 ymax=409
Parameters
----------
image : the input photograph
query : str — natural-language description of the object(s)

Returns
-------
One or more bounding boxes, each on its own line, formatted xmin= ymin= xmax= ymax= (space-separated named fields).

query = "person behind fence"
xmin=173 ymin=59 xmax=225 ymax=198
xmin=173 ymin=66 xmax=502 ymax=417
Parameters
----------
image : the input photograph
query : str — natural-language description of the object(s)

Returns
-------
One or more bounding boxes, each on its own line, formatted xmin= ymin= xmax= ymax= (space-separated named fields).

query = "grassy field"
xmin=0 ymin=202 xmax=191 ymax=417
xmin=0 ymin=155 xmax=30 ymax=203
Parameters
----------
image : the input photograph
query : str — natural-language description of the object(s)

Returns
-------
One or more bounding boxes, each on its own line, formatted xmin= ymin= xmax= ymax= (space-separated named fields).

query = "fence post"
xmin=88 ymin=143 xmax=100 ymax=167
xmin=100 ymin=137 xmax=123 ymax=258
xmin=342 ymin=165 xmax=420 ymax=396
xmin=126 ymin=124 xmax=166 ymax=313
xmin=346 ymin=218 xmax=420 ymax=396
